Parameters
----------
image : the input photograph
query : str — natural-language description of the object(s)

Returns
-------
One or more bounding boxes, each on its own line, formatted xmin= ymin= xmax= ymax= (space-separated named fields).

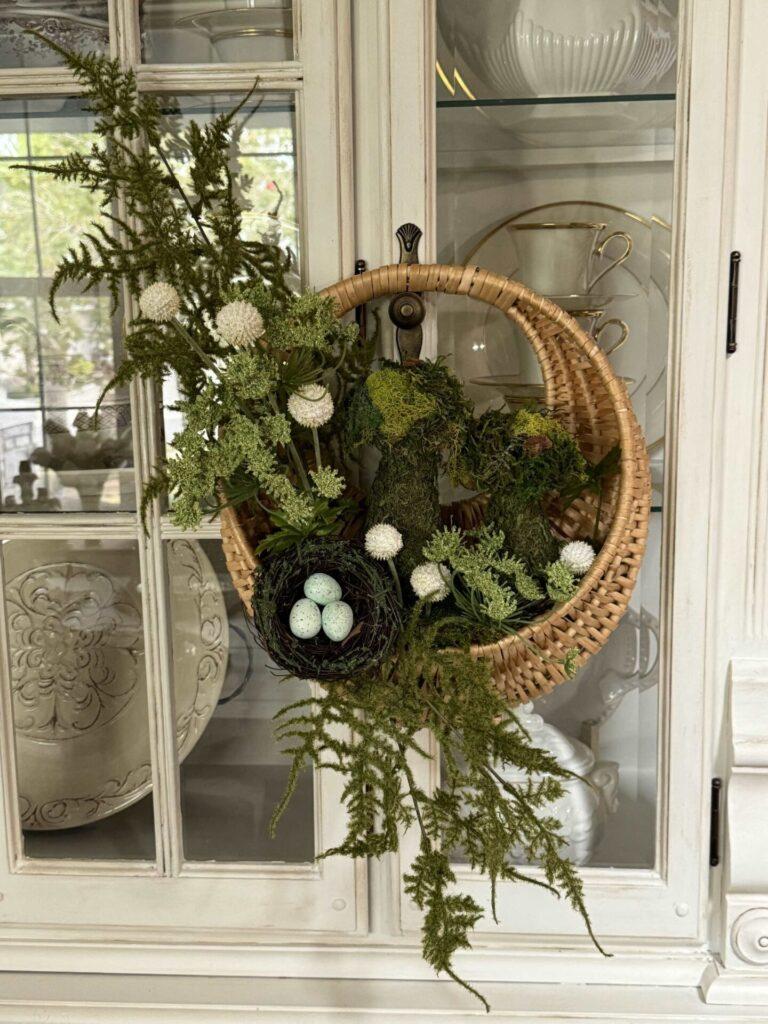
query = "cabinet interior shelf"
xmin=437 ymin=93 xmax=676 ymax=110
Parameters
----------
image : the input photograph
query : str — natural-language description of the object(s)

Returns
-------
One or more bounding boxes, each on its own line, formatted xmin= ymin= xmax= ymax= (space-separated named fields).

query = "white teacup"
xmin=505 ymin=221 xmax=632 ymax=297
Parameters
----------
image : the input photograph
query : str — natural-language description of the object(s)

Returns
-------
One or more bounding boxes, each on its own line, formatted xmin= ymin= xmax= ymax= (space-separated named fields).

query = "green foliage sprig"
xmin=424 ymin=525 xmax=578 ymax=631
xmin=272 ymin=607 xmax=603 ymax=1010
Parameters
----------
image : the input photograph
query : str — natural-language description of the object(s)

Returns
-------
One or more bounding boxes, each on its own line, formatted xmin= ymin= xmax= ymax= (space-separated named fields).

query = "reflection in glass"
xmin=0 ymin=98 xmax=134 ymax=511
xmin=0 ymin=3 xmax=109 ymax=70
xmin=435 ymin=0 xmax=678 ymax=869
xmin=141 ymin=0 xmax=294 ymax=65
xmin=167 ymin=540 xmax=314 ymax=863
xmin=4 ymin=538 xmax=155 ymax=860
xmin=161 ymin=92 xmax=298 ymax=458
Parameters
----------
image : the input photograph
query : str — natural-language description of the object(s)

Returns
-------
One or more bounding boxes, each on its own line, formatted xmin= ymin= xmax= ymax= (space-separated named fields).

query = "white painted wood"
xmin=3 ymin=972 xmax=768 ymax=1024
xmin=701 ymin=0 xmax=768 ymax=1006
xmin=0 ymin=938 xmax=713 ymax=987
xmin=706 ymin=658 xmax=768 ymax=999
xmin=3 ymin=0 xmax=768 ymax=1011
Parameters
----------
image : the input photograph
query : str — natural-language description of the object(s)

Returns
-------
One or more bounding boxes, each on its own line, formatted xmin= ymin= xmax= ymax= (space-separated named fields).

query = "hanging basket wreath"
xmin=30 ymin=43 xmax=652 ymax=1008
xmin=221 ymin=262 xmax=651 ymax=703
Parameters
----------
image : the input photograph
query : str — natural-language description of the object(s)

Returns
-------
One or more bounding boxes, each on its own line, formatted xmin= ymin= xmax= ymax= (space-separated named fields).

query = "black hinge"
xmin=726 ymin=251 xmax=741 ymax=355
xmin=709 ymin=777 xmax=722 ymax=867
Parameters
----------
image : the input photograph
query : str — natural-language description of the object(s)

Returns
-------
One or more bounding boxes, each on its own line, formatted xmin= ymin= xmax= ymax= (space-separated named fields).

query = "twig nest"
xmin=251 ymin=538 xmax=401 ymax=681
xmin=322 ymin=600 xmax=354 ymax=642
xmin=559 ymin=540 xmax=596 ymax=576
xmin=287 ymin=383 xmax=334 ymax=428
xmin=139 ymin=281 xmax=180 ymax=322
xmin=365 ymin=523 xmax=403 ymax=560
xmin=410 ymin=561 xmax=450 ymax=602
xmin=216 ymin=299 xmax=265 ymax=347
xmin=289 ymin=598 xmax=322 ymax=639
xmin=304 ymin=572 xmax=342 ymax=605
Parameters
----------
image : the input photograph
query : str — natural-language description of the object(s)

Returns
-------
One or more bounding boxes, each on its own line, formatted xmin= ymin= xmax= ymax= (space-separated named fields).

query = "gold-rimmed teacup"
xmin=504 ymin=221 xmax=633 ymax=296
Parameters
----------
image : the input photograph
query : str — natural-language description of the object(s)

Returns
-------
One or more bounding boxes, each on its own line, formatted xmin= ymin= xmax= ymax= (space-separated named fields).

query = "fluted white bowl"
xmin=439 ymin=0 xmax=677 ymax=98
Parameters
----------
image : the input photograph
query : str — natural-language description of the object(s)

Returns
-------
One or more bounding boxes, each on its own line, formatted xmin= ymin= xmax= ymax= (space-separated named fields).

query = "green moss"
xmin=365 ymin=367 xmax=438 ymax=443
xmin=484 ymin=489 xmax=560 ymax=570
xmin=367 ymin=442 xmax=441 ymax=576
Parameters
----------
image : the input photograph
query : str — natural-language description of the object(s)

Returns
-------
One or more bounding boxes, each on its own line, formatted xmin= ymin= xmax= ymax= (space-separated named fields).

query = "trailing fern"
xmin=271 ymin=607 xmax=603 ymax=1010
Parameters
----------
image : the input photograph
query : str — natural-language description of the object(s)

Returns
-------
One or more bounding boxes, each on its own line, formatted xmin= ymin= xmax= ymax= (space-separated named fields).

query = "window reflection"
xmin=0 ymin=98 xmax=134 ymax=511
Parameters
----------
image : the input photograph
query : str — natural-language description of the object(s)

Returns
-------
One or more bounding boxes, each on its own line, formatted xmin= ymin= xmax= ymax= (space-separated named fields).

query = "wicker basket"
xmin=220 ymin=263 xmax=651 ymax=704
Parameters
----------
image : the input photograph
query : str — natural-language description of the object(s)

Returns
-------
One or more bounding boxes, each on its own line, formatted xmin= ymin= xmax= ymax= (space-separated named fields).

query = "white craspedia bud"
xmin=559 ymin=540 xmax=596 ymax=576
xmin=410 ymin=562 xmax=450 ymax=602
xmin=365 ymin=523 xmax=403 ymax=560
xmin=215 ymin=300 xmax=265 ymax=347
xmin=287 ymin=383 xmax=334 ymax=428
xmin=139 ymin=281 xmax=180 ymax=322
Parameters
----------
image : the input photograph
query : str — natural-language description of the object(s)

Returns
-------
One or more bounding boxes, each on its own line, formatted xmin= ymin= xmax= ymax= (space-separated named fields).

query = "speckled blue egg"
xmin=321 ymin=600 xmax=354 ymax=642
xmin=303 ymin=572 xmax=342 ymax=606
xmin=289 ymin=598 xmax=322 ymax=639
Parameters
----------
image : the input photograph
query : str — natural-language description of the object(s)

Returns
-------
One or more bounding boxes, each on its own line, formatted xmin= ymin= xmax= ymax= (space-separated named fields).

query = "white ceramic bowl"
xmin=439 ymin=0 xmax=677 ymax=98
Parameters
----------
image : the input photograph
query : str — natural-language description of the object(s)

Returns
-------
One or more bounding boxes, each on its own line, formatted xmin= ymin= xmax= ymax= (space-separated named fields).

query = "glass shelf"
xmin=437 ymin=95 xmax=676 ymax=160
xmin=437 ymin=93 xmax=676 ymax=109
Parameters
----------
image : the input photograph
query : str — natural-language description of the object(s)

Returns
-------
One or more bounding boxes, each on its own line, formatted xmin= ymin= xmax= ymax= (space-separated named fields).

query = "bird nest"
xmin=250 ymin=538 xmax=402 ymax=681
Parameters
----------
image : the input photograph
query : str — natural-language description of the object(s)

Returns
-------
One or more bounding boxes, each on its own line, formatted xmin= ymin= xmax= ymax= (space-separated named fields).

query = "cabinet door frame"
xmin=0 ymin=0 xmax=366 ymax=953
xmin=363 ymin=0 xmax=735 ymax=954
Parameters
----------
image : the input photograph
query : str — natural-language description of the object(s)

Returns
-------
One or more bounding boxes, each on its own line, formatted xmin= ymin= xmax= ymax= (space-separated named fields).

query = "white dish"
xmin=439 ymin=0 xmax=677 ymax=98
xmin=175 ymin=4 xmax=293 ymax=64
xmin=10 ymin=539 xmax=228 ymax=830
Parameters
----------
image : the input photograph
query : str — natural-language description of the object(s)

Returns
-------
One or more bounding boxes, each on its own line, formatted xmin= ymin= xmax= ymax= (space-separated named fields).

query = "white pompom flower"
xmin=216 ymin=300 xmax=265 ymax=347
xmin=139 ymin=281 xmax=180 ymax=322
xmin=287 ymin=384 xmax=334 ymax=428
xmin=410 ymin=562 xmax=450 ymax=602
xmin=559 ymin=540 xmax=596 ymax=576
xmin=365 ymin=523 xmax=403 ymax=561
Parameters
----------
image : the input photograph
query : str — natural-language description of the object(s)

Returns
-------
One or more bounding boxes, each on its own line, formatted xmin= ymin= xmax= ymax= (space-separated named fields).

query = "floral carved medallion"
xmin=7 ymin=562 xmax=143 ymax=740
xmin=9 ymin=541 xmax=228 ymax=830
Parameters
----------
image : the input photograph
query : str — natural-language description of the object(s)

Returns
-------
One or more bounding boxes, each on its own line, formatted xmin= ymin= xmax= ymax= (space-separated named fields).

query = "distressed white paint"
xmin=4 ymin=0 xmax=768 ymax=1018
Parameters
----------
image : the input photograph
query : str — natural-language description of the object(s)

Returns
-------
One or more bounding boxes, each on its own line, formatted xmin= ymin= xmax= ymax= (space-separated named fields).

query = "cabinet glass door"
xmin=396 ymin=0 xmax=725 ymax=948
xmin=435 ymin=0 xmax=675 ymax=873
xmin=0 ymin=0 xmax=361 ymax=952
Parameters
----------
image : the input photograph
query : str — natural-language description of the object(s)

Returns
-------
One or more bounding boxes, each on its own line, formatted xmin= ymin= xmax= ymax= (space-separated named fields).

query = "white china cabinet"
xmin=0 ymin=1 xmax=768 ymax=1020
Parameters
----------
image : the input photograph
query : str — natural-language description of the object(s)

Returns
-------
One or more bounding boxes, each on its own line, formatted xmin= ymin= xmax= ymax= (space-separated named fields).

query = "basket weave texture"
xmin=220 ymin=263 xmax=651 ymax=704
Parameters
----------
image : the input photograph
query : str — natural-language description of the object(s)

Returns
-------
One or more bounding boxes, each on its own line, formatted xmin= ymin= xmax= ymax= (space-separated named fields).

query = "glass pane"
xmin=159 ymin=92 xmax=299 ymax=464
xmin=4 ymin=537 xmax=155 ymax=860
xmin=166 ymin=538 xmax=314 ymax=863
xmin=435 ymin=2 xmax=678 ymax=869
xmin=140 ymin=1 xmax=294 ymax=64
xmin=0 ymin=98 xmax=134 ymax=511
xmin=0 ymin=3 xmax=109 ymax=70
